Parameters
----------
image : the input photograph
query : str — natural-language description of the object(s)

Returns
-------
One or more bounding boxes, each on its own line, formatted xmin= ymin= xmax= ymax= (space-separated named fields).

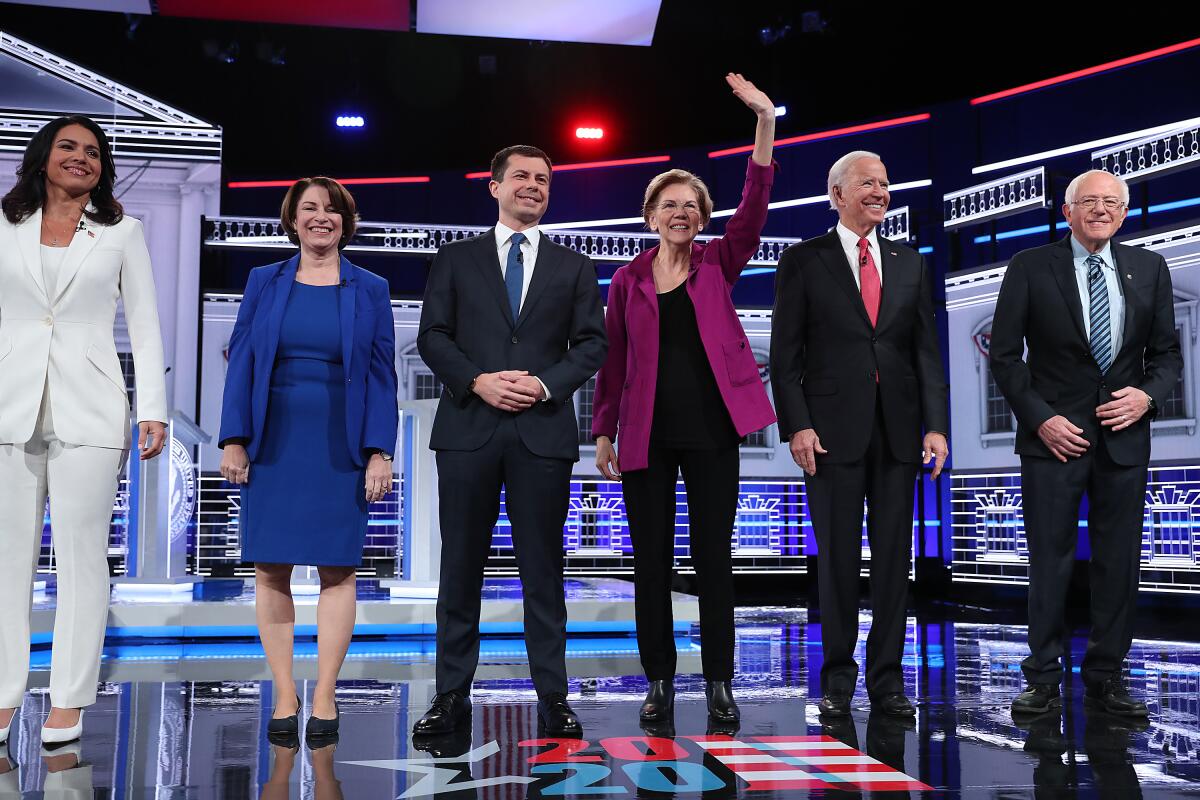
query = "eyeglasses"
xmin=1071 ymin=196 xmax=1126 ymax=212
xmin=658 ymin=200 xmax=700 ymax=214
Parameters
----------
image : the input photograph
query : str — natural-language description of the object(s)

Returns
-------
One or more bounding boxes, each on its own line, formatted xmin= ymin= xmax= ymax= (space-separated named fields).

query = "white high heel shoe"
xmin=40 ymin=710 xmax=83 ymax=744
xmin=0 ymin=708 xmax=16 ymax=744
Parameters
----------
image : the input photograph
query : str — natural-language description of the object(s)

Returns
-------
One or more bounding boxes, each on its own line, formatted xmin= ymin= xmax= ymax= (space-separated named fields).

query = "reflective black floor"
xmin=2 ymin=608 xmax=1198 ymax=798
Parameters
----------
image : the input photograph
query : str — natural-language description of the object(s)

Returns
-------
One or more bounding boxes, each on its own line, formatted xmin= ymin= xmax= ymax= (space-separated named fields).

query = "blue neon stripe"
xmin=918 ymin=246 xmax=934 ymax=254
xmin=1148 ymin=196 xmax=1200 ymax=213
xmin=970 ymin=199 xmax=1200 ymax=244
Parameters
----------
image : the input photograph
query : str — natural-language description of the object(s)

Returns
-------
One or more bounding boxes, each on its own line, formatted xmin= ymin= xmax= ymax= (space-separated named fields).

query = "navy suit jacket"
xmin=417 ymin=229 xmax=607 ymax=461
xmin=218 ymin=254 xmax=399 ymax=467
xmin=990 ymin=236 xmax=1181 ymax=466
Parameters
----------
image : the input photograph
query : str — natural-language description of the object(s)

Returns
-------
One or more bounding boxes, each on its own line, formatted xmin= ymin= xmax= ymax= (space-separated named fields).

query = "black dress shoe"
xmin=704 ymin=681 xmax=740 ymax=723
xmin=1012 ymin=683 xmax=1062 ymax=716
xmin=872 ymin=692 xmax=915 ymax=717
xmin=267 ymin=694 xmax=301 ymax=736
xmin=817 ymin=694 xmax=852 ymax=717
xmin=305 ymin=700 xmax=340 ymax=738
xmin=640 ymin=680 xmax=675 ymax=723
xmin=1084 ymin=677 xmax=1148 ymax=717
xmin=413 ymin=692 xmax=472 ymax=736
xmin=538 ymin=694 xmax=582 ymax=736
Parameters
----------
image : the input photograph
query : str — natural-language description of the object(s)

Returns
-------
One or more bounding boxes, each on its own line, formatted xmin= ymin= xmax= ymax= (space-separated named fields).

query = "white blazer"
xmin=0 ymin=208 xmax=167 ymax=448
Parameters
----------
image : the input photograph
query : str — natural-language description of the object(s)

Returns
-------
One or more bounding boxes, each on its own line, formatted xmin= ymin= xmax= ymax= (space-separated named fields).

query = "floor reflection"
xmin=0 ymin=610 xmax=1195 ymax=797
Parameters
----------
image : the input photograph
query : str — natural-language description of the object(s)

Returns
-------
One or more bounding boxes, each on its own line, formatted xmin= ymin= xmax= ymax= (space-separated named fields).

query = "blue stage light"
xmin=336 ymin=115 xmax=365 ymax=128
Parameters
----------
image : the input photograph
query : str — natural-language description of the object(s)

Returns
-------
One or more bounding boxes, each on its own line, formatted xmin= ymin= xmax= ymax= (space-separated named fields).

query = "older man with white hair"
xmin=991 ymin=169 xmax=1182 ymax=718
xmin=770 ymin=151 xmax=948 ymax=717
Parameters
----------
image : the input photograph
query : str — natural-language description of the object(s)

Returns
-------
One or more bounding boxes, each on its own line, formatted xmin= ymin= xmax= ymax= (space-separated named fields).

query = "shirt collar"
xmin=835 ymin=221 xmax=879 ymax=253
xmin=496 ymin=221 xmax=541 ymax=249
xmin=1070 ymin=235 xmax=1114 ymax=268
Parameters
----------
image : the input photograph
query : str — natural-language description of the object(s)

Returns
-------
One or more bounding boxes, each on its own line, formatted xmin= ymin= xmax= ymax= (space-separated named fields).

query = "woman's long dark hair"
xmin=1 ymin=115 xmax=123 ymax=226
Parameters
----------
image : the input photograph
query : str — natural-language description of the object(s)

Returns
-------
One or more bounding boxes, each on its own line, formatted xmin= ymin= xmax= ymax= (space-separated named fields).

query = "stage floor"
xmin=3 ymin=607 xmax=1199 ymax=798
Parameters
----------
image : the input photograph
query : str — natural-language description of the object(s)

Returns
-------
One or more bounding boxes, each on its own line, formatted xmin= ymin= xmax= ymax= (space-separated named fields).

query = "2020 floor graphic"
xmin=344 ymin=734 xmax=933 ymax=796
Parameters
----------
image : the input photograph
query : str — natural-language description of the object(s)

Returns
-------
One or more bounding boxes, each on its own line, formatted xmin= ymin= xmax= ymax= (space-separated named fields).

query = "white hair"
xmin=827 ymin=150 xmax=882 ymax=210
xmin=1064 ymin=169 xmax=1130 ymax=205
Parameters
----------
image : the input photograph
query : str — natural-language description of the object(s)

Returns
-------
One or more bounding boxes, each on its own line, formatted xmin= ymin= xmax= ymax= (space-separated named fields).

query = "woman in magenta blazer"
xmin=592 ymin=74 xmax=776 ymax=725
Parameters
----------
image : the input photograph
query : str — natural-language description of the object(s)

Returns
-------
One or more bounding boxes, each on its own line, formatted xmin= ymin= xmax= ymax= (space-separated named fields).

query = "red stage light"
xmin=575 ymin=126 xmax=605 ymax=140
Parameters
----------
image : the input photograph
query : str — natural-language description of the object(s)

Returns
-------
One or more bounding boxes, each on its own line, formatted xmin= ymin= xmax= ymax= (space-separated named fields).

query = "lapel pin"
xmin=87 ymin=230 xmax=95 ymax=238
xmin=1125 ymin=273 xmax=1131 ymax=279
xmin=890 ymin=251 xmax=898 ymax=256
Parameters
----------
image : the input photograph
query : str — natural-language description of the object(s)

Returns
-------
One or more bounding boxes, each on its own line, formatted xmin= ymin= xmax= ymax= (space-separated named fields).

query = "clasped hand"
xmin=473 ymin=370 xmax=543 ymax=411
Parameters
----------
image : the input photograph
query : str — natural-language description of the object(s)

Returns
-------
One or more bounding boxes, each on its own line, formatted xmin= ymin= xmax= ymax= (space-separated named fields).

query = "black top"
xmin=650 ymin=281 xmax=739 ymax=449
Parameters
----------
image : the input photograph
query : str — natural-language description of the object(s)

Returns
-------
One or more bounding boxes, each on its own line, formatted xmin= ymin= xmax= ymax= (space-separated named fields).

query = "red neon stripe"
xmin=465 ymin=154 xmax=670 ymax=179
xmin=708 ymin=113 xmax=931 ymax=158
xmin=971 ymin=36 xmax=1200 ymax=105
xmin=228 ymin=176 xmax=431 ymax=188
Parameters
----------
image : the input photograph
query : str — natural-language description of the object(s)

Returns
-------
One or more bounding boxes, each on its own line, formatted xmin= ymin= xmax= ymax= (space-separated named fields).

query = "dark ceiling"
xmin=4 ymin=2 xmax=1200 ymax=180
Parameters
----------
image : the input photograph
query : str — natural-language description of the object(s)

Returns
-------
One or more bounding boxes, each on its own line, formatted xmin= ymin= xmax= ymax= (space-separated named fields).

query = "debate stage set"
xmin=2 ymin=4 xmax=1200 ymax=798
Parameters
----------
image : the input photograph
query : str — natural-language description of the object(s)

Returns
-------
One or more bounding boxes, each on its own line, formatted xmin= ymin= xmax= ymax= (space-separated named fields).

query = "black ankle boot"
xmin=640 ymin=680 xmax=675 ymax=723
xmin=705 ymin=680 xmax=740 ymax=723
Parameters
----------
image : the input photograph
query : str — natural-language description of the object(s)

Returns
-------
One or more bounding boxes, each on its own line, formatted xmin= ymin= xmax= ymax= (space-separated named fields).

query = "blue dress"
xmin=240 ymin=282 xmax=367 ymax=566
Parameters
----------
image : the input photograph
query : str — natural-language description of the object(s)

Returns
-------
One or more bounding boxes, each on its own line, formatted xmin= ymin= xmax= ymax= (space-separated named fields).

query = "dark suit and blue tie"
xmin=413 ymin=147 xmax=607 ymax=736
xmin=992 ymin=171 xmax=1182 ymax=718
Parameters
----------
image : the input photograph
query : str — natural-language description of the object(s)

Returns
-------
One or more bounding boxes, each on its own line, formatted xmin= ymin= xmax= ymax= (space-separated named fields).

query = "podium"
xmin=113 ymin=411 xmax=209 ymax=594
xmin=381 ymin=399 xmax=442 ymax=598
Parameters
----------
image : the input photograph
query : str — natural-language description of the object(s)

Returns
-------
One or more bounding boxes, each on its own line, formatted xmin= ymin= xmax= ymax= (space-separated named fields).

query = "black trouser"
xmin=621 ymin=441 xmax=740 ymax=681
xmin=434 ymin=416 xmax=573 ymax=699
xmin=1020 ymin=434 xmax=1146 ymax=688
xmin=804 ymin=398 xmax=917 ymax=700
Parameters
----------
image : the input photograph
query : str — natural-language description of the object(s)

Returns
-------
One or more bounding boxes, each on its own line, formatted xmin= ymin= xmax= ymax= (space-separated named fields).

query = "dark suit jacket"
xmin=218 ymin=254 xmax=399 ymax=467
xmin=990 ymin=236 xmax=1182 ymax=466
xmin=417 ymin=229 xmax=607 ymax=461
xmin=769 ymin=229 xmax=949 ymax=464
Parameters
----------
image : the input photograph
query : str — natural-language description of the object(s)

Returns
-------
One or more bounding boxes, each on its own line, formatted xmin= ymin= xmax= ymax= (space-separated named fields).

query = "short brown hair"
xmin=642 ymin=169 xmax=713 ymax=227
xmin=490 ymin=145 xmax=553 ymax=184
xmin=280 ymin=176 xmax=359 ymax=249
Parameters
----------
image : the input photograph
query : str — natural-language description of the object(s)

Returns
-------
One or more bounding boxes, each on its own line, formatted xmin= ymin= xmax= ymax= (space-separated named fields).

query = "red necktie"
xmin=858 ymin=237 xmax=880 ymax=327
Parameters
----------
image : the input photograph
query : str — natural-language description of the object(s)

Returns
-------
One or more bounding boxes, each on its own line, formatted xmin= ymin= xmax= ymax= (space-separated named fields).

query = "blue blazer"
xmin=218 ymin=254 xmax=399 ymax=467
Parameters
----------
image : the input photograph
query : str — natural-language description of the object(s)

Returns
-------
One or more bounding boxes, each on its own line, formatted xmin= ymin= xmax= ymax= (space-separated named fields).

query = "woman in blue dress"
xmin=217 ymin=177 xmax=398 ymax=738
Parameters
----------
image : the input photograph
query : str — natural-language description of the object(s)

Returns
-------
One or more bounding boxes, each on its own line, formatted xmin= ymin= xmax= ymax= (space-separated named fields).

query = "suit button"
xmin=44 ymin=316 xmax=53 ymax=326
xmin=511 ymin=336 xmax=519 ymax=344
xmin=871 ymin=336 xmax=878 ymax=343
xmin=739 ymin=341 xmax=746 ymax=349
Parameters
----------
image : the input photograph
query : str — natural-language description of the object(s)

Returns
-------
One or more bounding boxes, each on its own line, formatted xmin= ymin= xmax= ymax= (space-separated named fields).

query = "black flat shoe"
xmin=305 ymin=700 xmax=340 ymax=738
xmin=413 ymin=692 xmax=472 ymax=736
xmin=639 ymin=680 xmax=675 ymax=723
xmin=267 ymin=695 xmax=301 ymax=736
xmin=704 ymin=680 xmax=740 ymax=723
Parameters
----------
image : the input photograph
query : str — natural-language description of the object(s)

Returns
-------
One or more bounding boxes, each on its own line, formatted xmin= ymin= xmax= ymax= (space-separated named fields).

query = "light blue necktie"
xmin=1087 ymin=253 xmax=1113 ymax=373
xmin=505 ymin=231 xmax=526 ymax=320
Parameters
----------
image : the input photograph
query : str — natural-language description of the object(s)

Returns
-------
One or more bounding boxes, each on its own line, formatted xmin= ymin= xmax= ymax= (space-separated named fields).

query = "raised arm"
xmin=714 ymin=73 xmax=777 ymax=285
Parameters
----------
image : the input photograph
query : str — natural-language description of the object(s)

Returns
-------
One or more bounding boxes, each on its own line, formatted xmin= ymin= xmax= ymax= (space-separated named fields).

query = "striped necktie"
xmin=1086 ymin=253 xmax=1113 ymax=373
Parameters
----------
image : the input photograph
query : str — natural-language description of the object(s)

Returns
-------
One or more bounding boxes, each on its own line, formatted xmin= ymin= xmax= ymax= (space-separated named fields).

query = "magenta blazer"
xmin=591 ymin=158 xmax=777 ymax=472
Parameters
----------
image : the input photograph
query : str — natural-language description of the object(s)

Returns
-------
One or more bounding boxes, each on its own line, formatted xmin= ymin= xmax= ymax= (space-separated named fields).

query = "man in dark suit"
xmin=991 ymin=169 xmax=1181 ymax=718
xmin=414 ymin=145 xmax=607 ymax=735
xmin=770 ymin=150 xmax=949 ymax=717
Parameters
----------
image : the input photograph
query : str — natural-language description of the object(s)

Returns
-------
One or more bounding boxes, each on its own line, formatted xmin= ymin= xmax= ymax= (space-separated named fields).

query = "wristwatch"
xmin=378 ymin=451 xmax=394 ymax=462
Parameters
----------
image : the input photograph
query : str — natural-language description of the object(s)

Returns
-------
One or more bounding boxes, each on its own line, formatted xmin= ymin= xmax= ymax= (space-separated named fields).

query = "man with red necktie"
xmin=769 ymin=150 xmax=949 ymax=717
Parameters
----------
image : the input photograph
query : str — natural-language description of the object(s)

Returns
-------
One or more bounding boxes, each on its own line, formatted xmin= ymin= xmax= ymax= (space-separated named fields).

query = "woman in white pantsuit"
xmin=0 ymin=116 xmax=167 ymax=745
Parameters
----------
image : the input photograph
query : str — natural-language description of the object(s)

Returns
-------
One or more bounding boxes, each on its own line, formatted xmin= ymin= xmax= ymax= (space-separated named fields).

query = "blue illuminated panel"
xmin=482 ymin=479 xmax=812 ymax=576
xmin=952 ymin=464 xmax=1200 ymax=593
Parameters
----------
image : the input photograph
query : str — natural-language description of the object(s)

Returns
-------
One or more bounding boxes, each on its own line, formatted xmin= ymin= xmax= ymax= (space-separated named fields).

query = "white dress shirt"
xmin=1070 ymin=236 xmax=1125 ymax=356
xmin=495 ymin=221 xmax=541 ymax=311
xmin=493 ymin=221 xmax=550 ymax=400
xmin=835 ymin=222 xmax=882 ymax=289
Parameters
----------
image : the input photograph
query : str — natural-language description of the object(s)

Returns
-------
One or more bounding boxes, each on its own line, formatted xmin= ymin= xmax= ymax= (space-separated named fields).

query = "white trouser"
xmin=0 ymin=387 xmax=125 ymax=709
